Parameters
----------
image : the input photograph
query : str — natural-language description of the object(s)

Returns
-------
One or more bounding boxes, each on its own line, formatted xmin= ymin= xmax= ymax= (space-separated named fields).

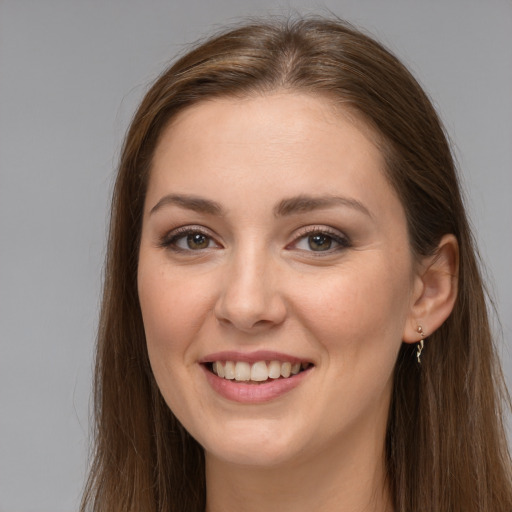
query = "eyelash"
xmin=159 ymin=225 xmax=351 ymax=254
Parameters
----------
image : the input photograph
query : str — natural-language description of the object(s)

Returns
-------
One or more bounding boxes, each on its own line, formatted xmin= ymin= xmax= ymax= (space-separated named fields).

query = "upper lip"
xmin=199 ymin=350 xmax=313 ymax=365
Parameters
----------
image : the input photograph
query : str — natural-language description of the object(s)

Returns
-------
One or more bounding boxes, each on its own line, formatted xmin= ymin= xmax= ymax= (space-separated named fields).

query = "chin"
xmin=206 ymin=441 xmax=299 ymax=468
xmin=199 ymin=420 xmax=307 ymax=467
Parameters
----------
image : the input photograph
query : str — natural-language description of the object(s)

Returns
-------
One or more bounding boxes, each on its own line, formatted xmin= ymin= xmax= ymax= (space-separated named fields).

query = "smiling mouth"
xmin=206 ymin=360 xmax=313 ymax=384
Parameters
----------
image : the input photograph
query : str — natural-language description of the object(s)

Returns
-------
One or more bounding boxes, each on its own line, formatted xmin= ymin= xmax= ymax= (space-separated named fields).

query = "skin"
xmin=137 ymin=92 xmax=458 ymax=512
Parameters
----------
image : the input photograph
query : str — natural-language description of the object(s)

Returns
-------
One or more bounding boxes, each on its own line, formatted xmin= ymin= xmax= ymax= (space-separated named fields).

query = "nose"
xmin=214 ymin=247 xmax=287 ymax=333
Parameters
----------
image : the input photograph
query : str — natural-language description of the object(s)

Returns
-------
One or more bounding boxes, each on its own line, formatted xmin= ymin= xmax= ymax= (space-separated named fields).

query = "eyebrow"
xmin=149 ymin=193 xmax=372 ymax=219
xmin=150 ymin=194 xmax=224 ymax=216
xmin=274 ymin=195 xmax=372 ymax=218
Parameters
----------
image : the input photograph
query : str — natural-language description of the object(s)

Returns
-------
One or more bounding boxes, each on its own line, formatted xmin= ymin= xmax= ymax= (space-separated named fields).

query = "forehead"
xmin=146 ymin=92 xmax=400 ymax=221
xmin=160 ymin=92 xmax=380 ymax=151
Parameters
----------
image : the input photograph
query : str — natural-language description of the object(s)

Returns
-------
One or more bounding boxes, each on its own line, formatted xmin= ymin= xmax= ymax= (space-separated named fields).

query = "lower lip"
xmin=202 ymin=365 xmax=312 ymax=403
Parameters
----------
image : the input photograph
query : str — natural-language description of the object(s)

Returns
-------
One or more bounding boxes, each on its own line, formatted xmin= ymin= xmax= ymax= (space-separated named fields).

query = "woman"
xmin=81 ymin=17 xmax=512 ymax=512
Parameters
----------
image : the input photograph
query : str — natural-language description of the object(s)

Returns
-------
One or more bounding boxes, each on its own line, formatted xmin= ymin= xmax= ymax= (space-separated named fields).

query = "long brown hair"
xmin=81 ymin=17 xmax=512 ymax=511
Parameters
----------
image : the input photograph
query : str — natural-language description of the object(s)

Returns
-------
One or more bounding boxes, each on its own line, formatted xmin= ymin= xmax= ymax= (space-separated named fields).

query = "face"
xmin=138 ymin=93 xmax=419 ymax=469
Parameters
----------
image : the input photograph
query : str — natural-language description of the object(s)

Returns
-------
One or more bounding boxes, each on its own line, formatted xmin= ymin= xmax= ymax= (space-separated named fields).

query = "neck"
xmin=204 ymin=430 xmax=392 ymax=512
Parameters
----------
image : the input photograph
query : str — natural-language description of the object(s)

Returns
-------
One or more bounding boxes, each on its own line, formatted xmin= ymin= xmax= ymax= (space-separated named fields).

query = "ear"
xmin=403 ymin=234 xmax=459 ymax=343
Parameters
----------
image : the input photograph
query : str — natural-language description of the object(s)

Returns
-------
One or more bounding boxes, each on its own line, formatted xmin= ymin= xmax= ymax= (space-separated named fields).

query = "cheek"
xmin=137 ymin=261 xmax=212 ymax=417
xmin=293 ymin=259 xmax=412 ymax=353
xmin=137 ymin=260 xmax=211 ymax=360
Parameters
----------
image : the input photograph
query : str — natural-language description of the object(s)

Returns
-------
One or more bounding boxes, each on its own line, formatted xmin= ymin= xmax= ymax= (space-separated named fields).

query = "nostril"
xmin=214 ymin=312 xmax=286 ymax=333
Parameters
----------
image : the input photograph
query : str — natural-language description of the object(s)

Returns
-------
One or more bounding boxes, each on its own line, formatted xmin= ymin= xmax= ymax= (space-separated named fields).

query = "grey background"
xmin=1 ymin=1 xmax=511 ymax=511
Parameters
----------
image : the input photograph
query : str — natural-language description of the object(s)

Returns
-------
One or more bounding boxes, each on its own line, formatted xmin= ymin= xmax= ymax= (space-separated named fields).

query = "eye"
xmin=290 ymin=227 xmax=350 ymax=253
xmin=179 ymin=232 xmax=213 ymax=250
xmin=160 ymin=227 xmax=220 ymax=252
xmin=300 ymin=233 xmax=334 ymax=251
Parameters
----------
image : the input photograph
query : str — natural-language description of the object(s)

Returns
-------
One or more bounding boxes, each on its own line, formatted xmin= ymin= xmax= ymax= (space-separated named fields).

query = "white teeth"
xmin=268 ymin=360 xmax=281 ymax=379
xmin=215 ymin=361 xmax=225 ymax=378
xmin=235 ymin=361 xmax=251 ymax=381
xmin=250 ymin=361 xmax=269 ymax=381
xmin=280 ymin=362 xmax=291 ymax=378
xmin=211 ymin=360 xmax=311 ymax=382
xmin=224 ymin=361 xmax=235 ymax=380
